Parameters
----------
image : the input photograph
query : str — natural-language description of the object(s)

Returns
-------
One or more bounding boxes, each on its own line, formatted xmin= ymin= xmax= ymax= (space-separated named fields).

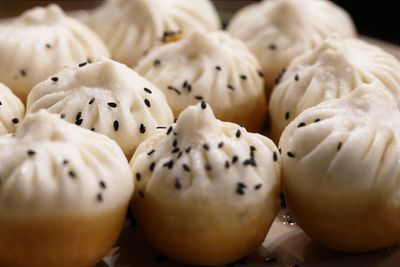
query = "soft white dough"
xmin=228 ymin=0 xmax=356 ymax=93
xmin=87 ymin=0 xmax=221 ymax=66
xmin=136 ymin=31 xmax=266 ymax=130
xmin=0 ymin=4 xmax=109 ymax=102
xmin=0 ymin=110 xmax=133 ymax=216
xmin=27 ymin=57 xmax=174 ymax=158
xmin=0 ymin=83 xmax=25 ymax=135
xmin=269 ymin=35 xmax=400 ymax=140
xmin=129 ymin=102 xmax=281 ymax=264
xmin=279 ymin=84 xmax=400 ymax=252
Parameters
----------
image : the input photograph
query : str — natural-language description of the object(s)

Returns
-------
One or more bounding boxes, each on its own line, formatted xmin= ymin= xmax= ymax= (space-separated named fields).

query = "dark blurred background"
xmin=0 ymin=0 xmax=399 ymax=45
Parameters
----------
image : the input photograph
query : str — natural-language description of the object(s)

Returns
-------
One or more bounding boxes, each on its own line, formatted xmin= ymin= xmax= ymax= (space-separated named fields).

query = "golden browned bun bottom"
xmin=219 ymin=96 xmax=267 ymax=133
xmin=0 ymin=207 xmax=127 ymax=267
xmin=284 ymin=184 xmax=400 ymax=253
xmin=132 ymin=197 xmax=278 ymax=266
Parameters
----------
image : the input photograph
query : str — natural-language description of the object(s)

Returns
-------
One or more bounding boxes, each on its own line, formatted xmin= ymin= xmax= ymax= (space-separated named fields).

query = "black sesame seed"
xmin=156 ymin=126 xmax=166 ymax=129
xmin=68 ymin=170 xmax=76 ymax=178
xmin=177 ymin=152 xmax=183 ymax=159
xmin=167 ymin=86 xmax=181 ymax=95
xmin=236 ymin=187 xmax=245 ymax=195
xmin=144 ymin=87 xmax=152 ymax=94
xmin=240 ymin=75 xmax=247 ymax=80
xmin=227 ymin=84 xmax=235 ymax=91
xmin=182 ymin=80 xmax=188 ymax=88
xmin=294 ymin=74 xmax=299 ymax=81
xmin=139 ymin=190 xmax=145 ymax=199
xmin=297 ymin=122 xmax=306 ymax=128
xmin=166 ymin=126 xmax=173 ymax=135
xmin=268 ymin=44 xmax=277 ymax=50
xmin=172 ymin=139 xmax=178 ymax=147
xmin=60 ymin=114 xmax=66 ymax=119
xmin=46 ymin=43 xmax=51 ymax=49
xmin=232 ymin=155 xmax=238 ymax=164
xmin=107 ymin=102 xmax=117 ymax=108
xmin=182 ymin=164 xmax=190 ymax=172
xmin=99 ymin=181 xmax=107 ymax=189
xmin=87 ymin=58 xmax=92 ymax=63
xmin=89 ymin=98 xmax=95 ymax=105
xmin=314 ymin=118 xmax=321 ymax=123
xmin=76 ymin=112 xmax=82 ymax=121
xmin=75 ymin=119 xmax=83 ymax=126
xmin=62 ymin=159 xmax=69 ymax=165
xmin=337 ymin=142 xmax=342 ymax=151
xmin=215 ymin=66 xmax=222 ymax=71
xmin=218 ymin=142 xmax=224 ymax=148
xmin=285 ymin=112 xmax=290 ymax=120
xmin=238 ymin=182 xmax=247 ymax=188
xmin=144 ymin=99 xmax=151 ymax=108
xmin=12 ymin=118 xmax=19 ymax=124
xmin=91 ymin=128 xmax=95 ymax=131
xmin=236 ymin=129 xmax=241 ymax=138
xmin=201 ymin=101 xmax=207 ymax=109
xmin=225 ymin=161 xmax=230 ymax=169
xmin=0 ymin=101 xmax=2 ymax=105
xmin=78 ymin=62 xmax=87 ymax=67
xmin=171 ymin=147 xmax=180 ymax=154
xmin=113 ymin=120 xmax=119 ymax=131
xmin=51 ymin=77 xmax=58 ymax=82
xmin=205 ymin=164 xmax=212 ymax=171
xmin=254 ymin=184 xmax=262 ymax=190
xmin=27 ymin=150 xmax=36 ymax=156
xmin=185 ymin=147 xmax=192 ymax=153
xmin=139 ymin=123 xmax=146 ymax=134
xmin=273 ymin=151 xmax=278 ymax=162
xmin=250 ymin=146 xmax=256 ymax=152
xmin=257 ymin=70 xmax=264 ymax=78
xmin=136 ymin=173 xmax=141 ymax=181
xmin=154 ymin=59 xmax=161 ymax=66
xmin=163 ymin=160 xmax=174 ymax=169
xmin=147 ymin=149 xmax=155 ymax=156
xmin=174 ymin=178 xmax=182 ymax=190
xmin=97 ymin=193 xmax=103 ymax=202
xmin=194 ymin=95 xmax=203 ymax=100
xmin=279 ymin=148 xmax=282 ymax=154
xmin=20 ymin=70 xmax=26 ymax=77
xmin=287 ymin=151 xmax=296 ymax=158
xmin=149 ymin=162 xmax=156 ymax=172
xmin=203 ymin=143 xmax=209 ymax=151
xmin=243 ymin=158 xmax=257 ymax=166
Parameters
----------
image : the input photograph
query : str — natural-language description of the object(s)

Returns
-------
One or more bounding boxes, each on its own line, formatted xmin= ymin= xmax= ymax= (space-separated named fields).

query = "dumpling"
xmin=136 ymin=31 xmax=266 ymax=132
xmin=27 ymin=57 xmax=174 ymax=158
xmin=130 ymin=102 xmax=280 ymax=265
xmin=269 ymin=35 xmax=400 ymax=142
xmin=0 ymin=110 xmax=133 ymax=267
xmin=0 ymin=83 xmax=25 ymax=135
xmin=87 ymin=0 xmax=220 ymax=66
xmin=0 ymin=4 xmax=109 ymax=102
xmin=279 ymin=83 xmax=400 ymax=252
xmin=228 ymin=0 xmax=355 ymax=95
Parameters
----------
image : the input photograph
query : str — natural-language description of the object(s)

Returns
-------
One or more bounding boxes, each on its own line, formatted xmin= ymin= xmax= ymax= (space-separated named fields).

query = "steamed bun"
xmin=228 ymin=0 xmax=355 ymax=94
xmin=136 ymin=31 xmax=266 ymax=131
xmin=87 ymin=0 xmax=220 ymax=66
xmin=0 ymin=110 xmax=133 ymax=267
xmin=27 ymin=57 xmax=174 ymax=158
xmin=130 ymin=102 xmax=280 ymax=265
xmin=279 ymin=83 xmax=400 ymax=253
xmin=269 ymin=36 xmax=400 ymax=142
xmin=0 ymin=83 xmax=25 ymax=135
xmin=0 ymin=4 xmax=109 ymax=102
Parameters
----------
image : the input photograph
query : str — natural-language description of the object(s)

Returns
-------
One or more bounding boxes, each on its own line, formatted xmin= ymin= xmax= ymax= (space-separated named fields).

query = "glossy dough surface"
xmin=279 ymin=84 xmax=400 ymax=252
xmin=130 ymin=103 xmax=281 ymax=265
